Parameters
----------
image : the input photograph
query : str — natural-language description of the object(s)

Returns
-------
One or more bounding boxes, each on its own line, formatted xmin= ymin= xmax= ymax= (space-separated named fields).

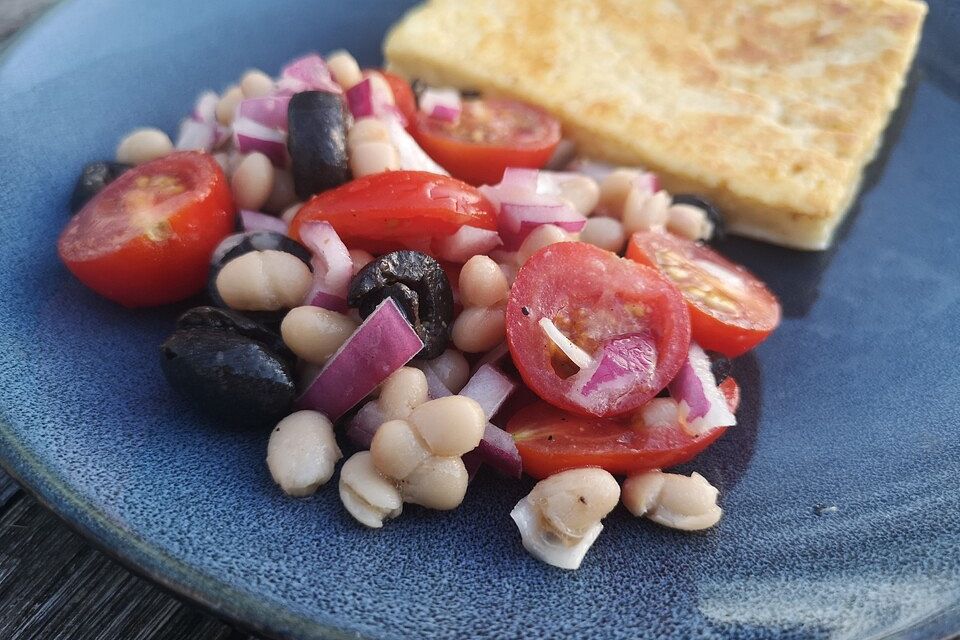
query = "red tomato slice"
xmin=627 ymin=231 xmax=781 ymax=358
xmin=58 ymin=152 xmax=234 ymax=307
xmin=410 ymin=98 xmax=560 ymax=186
xmin=506 ymin=242 xmax=691 ymax=418
xmin=289 ymin=170 xmax=497 ymax=255
xmin=378 ymin=71 xmax=418 ymax=127
xmin=508 ymin=377 xmax=740 ymax=479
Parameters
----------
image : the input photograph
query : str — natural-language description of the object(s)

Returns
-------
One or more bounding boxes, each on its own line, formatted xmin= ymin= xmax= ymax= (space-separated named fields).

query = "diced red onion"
xmin=297 ymin=298 xmax=423 ymax=420
xmin=308 ymin=291 xmax=350 ymax=314
xmin=483 ymin=170 xmax=587 ymax=249
xmin=411 ymin=361 xmax=454 ymax=400
xmin=668 ymin=343 xmax=736 ymax=437
xmin=175 ymin=118 xmax=217 ymax=152
xmin=474 ymin=342 xmax=511 ymax=372
xmin=192 ymin=91 xmax=219 ymax=123
xmin=346 ymin=75 xmax=396 ymax=120
xmin=460 ymin=364 xmax=516 ymax=420
xmin=419 ymin=87 xmax=462 ymax=122
xmin=475 ymin=422 xmax=522 ymax=478
xmin=386 ymin=118 xmax=448 ymax=175
xmin=573 ymin=332 xmax=658 ymax=402
xmin=233 ymin=118 xmax=288 ymax=167
xmin=298 ymin=221 xmax=353 ymax=307
xmin=239 ymin=210 xmax=288 ymax=234
xmin=345 ymin=401 xmax=386 ymax=449
xmin=279 ymin=54 xmax=341 ymax=94
xmin=539 ymin=318 xmax=592 ymax=369
xmin=236 ymin=95 xmax=290 ymax=131
xmin=462 ymin=450 xmax=483 ymax=481
xmin=433 ymin=226 xmax=502 ymax=263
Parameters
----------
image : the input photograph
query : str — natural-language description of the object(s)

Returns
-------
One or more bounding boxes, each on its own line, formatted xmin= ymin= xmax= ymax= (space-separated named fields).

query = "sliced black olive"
xmin=176 ymin=306 xmax=295 ymax=366
xmin=348 ymin=250 xmax=453 ymax=360
xmin=207 ymin=231 xmax=312 ymax=324
xmin=706 ymin=351 xmax=732 ymax=384
xmin=287 ymin=91 xmax=349 ymax=199
xmin=69 ymin=161 xmax=131 ymax=213
xmin=161 ymin=328 xmax=295 ymax=428
xmin=672 ymin=194 xmax=725 ymax=242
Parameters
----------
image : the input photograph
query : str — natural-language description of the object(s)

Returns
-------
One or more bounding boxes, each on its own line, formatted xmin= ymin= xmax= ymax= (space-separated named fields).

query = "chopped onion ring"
xmin=298 ymin=221 xmax=353 ymax=308
xmin=239 ymin=210 xmax=288 ymax=234
xmin=668 ymin=343 xmax=736 ymax=437
xmin=538 ymin=318 xmax=592 ymax=369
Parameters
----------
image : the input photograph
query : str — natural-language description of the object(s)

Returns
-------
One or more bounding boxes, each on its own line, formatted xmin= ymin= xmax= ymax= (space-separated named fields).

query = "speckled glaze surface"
xmin=0 ymin=1 xmax=958 ymax=638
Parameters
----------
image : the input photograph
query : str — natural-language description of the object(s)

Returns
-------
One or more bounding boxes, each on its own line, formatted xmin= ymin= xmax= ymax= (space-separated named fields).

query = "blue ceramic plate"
xmin=1 ymin=1 xmax=959 ymax=638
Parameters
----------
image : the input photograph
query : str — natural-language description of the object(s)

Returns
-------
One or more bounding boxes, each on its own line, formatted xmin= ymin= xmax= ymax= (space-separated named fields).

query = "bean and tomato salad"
xmin=57 ymin=51 xmax=780 ymax=570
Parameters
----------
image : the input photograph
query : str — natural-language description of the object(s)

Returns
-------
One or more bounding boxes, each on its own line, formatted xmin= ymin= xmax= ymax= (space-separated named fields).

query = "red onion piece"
xmin=298 ymin=221 xmax=353 ymax=305
xmin=474 ymin=342 xmax=511 ymax=372
xmin=236 ymin=95 xmax=290 ymax=131
xmin=419 ymin=87 xmax=462 ymax=122
xmin=460 ymin=364 xmax=516 ymax=420
xmin=308 ymin=291 xmax=350 ymax=314
xmin=345 ymin=401 xmax=386 ymax=449
xmin=175 ymin=119 xmax=217 ymax=152
xmin=476 ymin=422 xmax=522 ymax=479
xmin=500 ymin=167 xmax=539 ymax=190
xmin=433 ymin=225 xmax=502 ymax=263
xmin=462 ymin=450 xmax=483 ymax=481
xmin=346 ymin=75 xmax=396 ymax=120
xmin=483 ymin=169 xmax=587 ymax=249
xmin=668 ymin=343 xmax=736 ymax=437
xmin=386 ymin=118 xmax=448 ymax=175
xmin=239 ymin=209 xmax=288 ymax=234
xmin=192 ymin=91 xmax=219 ymax=123
xmin=280 ymin=54 xmax=341 ymax=94
xmin=233 ymin=118 xmax=288 ymax=167
xmin=411 ymin=361 xmax=454 ymax=400
xmin=297 ymin=298 xmax=423 ymax=420
xmin=572 ymin=332 xmax=658 ymax=405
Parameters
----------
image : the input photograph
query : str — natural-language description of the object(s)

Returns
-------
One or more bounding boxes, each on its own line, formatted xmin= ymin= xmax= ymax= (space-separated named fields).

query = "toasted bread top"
xmin=385 ymin=0 xmax=927 ymax=249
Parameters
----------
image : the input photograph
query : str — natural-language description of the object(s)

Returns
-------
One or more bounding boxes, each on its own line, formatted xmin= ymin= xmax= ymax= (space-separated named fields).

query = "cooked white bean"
xmin=622 ymin=470 xmax=722 ymax=531
xmin=598 ymin=169 xmax=641 ymax=218
xmin=379 ymin=367 xmax=429 ymax=420
xmin=623 ymin=189 xmax=670 ymax=235
xmin=281 ymin=202 xmax=303 ymax=224
xmin=349 ymin=249 xmax=374 ymax=275
xmin=399 ymin=455 xmax=469 ymax=510
xmin=558 ymin=175 xmax=600 ymax=216
xmin=231 ymin=152 xmax=275 ymax=211
xmin=639 ymin=397 xmax=681 ymax=429
xmin=266 ymin=410 xmax=341 ymax=496
xmin=579 ymin=216 xmax=626 ymax=253
xmin=348 ymin=118 xmax=392 ymax=147
xmin=498 ymin=261 xmax=518 ymax=286
xmin=425 ymin=349 xmax=470 ymax=393
xmin=280 ymin=306 xmax=358 ymax=364
xmin=460 ymin=255 xmax=509 ymax=308
xmin=517 ymin=224 xmax=571 ymax=264
xmin=370 ymin=419 xmax=431 ymax=481
xmin=216 ymin=85 xmax=244 ymax=125
xmin=349 ymin=141 xmax=400 ymax=177
xmin=240 ymin=69 xmax=274 ymax=98
xmin=326 ymin=50 xmax=363 ymax=90
xmin=366 ymin=72 xmax=396 ymax=106
xmin=216 ymin=250 xmax=312 ymax=311
xmin=263 ymin=169 xmax=297 ymax=214
xmin=115 ymin=128 xmax=173 ymax=165
xmin=339 ymin=451 xmax=403 ymax=528
xmin=408 ymin=396 xmax=486 ymax=457
xmin=451 ymin=306 xmax=506 ymax=353
xmin=667 ymin=203 xmax=714 ymax=241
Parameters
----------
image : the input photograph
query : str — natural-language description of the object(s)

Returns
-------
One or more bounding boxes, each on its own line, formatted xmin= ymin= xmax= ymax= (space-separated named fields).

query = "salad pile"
xmin=57 ymin=51 xmax=780 ymax=570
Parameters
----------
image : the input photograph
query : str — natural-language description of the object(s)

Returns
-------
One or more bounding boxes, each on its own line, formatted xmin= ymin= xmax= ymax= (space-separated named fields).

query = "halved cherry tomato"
xmin=379 ymin=71 xmax=418 ymax=127
xmin=627 ymin=231 xmax=781 ymax=358
xmin=506 ymin=242 xmax=691 ymax=418
xmin=410 ymin=98 xmax=561 ymax=186
xmin=289 ymin=170 xmax=497 ymax=255
xmin=508 ymin=377 xmax=740 ymax=479
xmin=58 ymin=152 xmax=234 ymax=307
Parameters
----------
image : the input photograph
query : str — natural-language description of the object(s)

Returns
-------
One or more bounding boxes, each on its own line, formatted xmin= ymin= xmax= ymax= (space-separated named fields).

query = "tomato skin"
xmin=410 ymin=98 xmax=561 ymax=186
xmin=58 ymin=152 xmax=235 ymax=308
xmin=627 ymin=231 xmax=781 ymax=357
xmin=379 ymin=71 xmax=418 ymax=127
xmin=289 ymin=170 xmax=497 ymax=255
xmin=506 ymin=242 xmax=691 ymax=418
xmin=508 ymin=377 xmax=740 ymax=479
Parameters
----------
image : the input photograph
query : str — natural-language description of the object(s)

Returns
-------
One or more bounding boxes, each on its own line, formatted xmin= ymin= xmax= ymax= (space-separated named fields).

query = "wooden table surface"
xmin=0 ymin=3 xmax=259 ymax=639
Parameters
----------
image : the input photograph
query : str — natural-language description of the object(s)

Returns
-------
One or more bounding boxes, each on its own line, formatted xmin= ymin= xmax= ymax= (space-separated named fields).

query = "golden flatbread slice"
xmin=384 ymin=0 xmax=927 ymax=250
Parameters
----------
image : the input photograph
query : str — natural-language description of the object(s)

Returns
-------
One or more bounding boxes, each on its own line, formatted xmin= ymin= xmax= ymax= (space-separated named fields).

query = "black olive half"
xmin=161 ymin=327 xmax=295 ymax=428
xmin=176 ymin=306 xmax=295 ymax=366
xmin=348 ymin=250 xmax=453 ymax=360
xmin=287 ymin=91 xmax=350 ymax=199
xmin=207 ymin=231 xmax=313 ymax=325
xmin=671 ymin=194 xmax=725 ymax=242
xmin=69 ymin=161 xmax=131 ymax=213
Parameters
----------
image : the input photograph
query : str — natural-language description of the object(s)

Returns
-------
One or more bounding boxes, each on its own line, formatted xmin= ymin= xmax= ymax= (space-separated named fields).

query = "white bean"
xmin=379 ymin=367 xmax=429 ymax=420
xmin=370 ymin=419 xmax=431 ymax=481
xmin=280 ymin=306 xmax=358 ymax=364
xmin=266 ymin=410 xmax=341 ymax=496
xmin=349 ymin=249 xmax=375 ymax=275
xmin=598 ymin=169 xmax=641 ymax=218
xmin=558 ymin=175 xmax=600 ymax=216
xmin=399 ymin=456 xmax=469 ymax=510
xmin=528 ymin=468 xmax=621 ymax=540
xmin=623 ymin=189 xmax=670 ymax=235
xmin=348 ymin=118 xmax=392 ymax=147
xmin=517 ymin=224 xmax=571 ymax=264
xmin=339 ymin=452 xmax=402 ymax=528
xmin=425 ymin=349 xmax=470 ymax=393
xmin=622 ymin=470 xmax=722 ymax=531
xmin=326 ymin=50 xmax=363 ymax=90
xmin=667 ymin=204 xmax=714 ymax=241
xmin=579 ymin=216 xmax=626 ymax=253
xmin=231 ymin=152 xmax=275 ymax=211
xmin=349 ymin=141 xmax=400 ymax=177
xmin=216 ymin=250 xmax=312 ymax=311
xmin=451 ymin=307 xmax=506 ymax=353
xmin=408 ymin=396 xmax=486 ymax=457
xmin=216 ymin=85 xmax=244 ymax=125
xmin=240 ymin=69 xmax=274 ymax=98
xmin=115 ymin=128 xmax=173 ymax=165
xmin=281 ymin=202 xmax=303 ymax=224
xmin=459 ymin=255 xmax=509 ymax=308
xmin=263 ymin=169 xmax=297 ymax=214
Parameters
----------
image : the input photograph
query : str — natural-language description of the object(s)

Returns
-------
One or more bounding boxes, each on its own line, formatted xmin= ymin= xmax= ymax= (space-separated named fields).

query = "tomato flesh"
xmin=289 ymin=170 xmax=497 ymax=255
xmin=506 ymin=242 xmax=691 ymax=418
xmin=627 ymin=231 xmax=781 ymax=357
xmin=58 ymin=152 xmax=235 ymax=307
xmin=411 ymin=98 xmax=560 ymax=186
xmin=508 ymin=378 xmax=740 ymax=479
